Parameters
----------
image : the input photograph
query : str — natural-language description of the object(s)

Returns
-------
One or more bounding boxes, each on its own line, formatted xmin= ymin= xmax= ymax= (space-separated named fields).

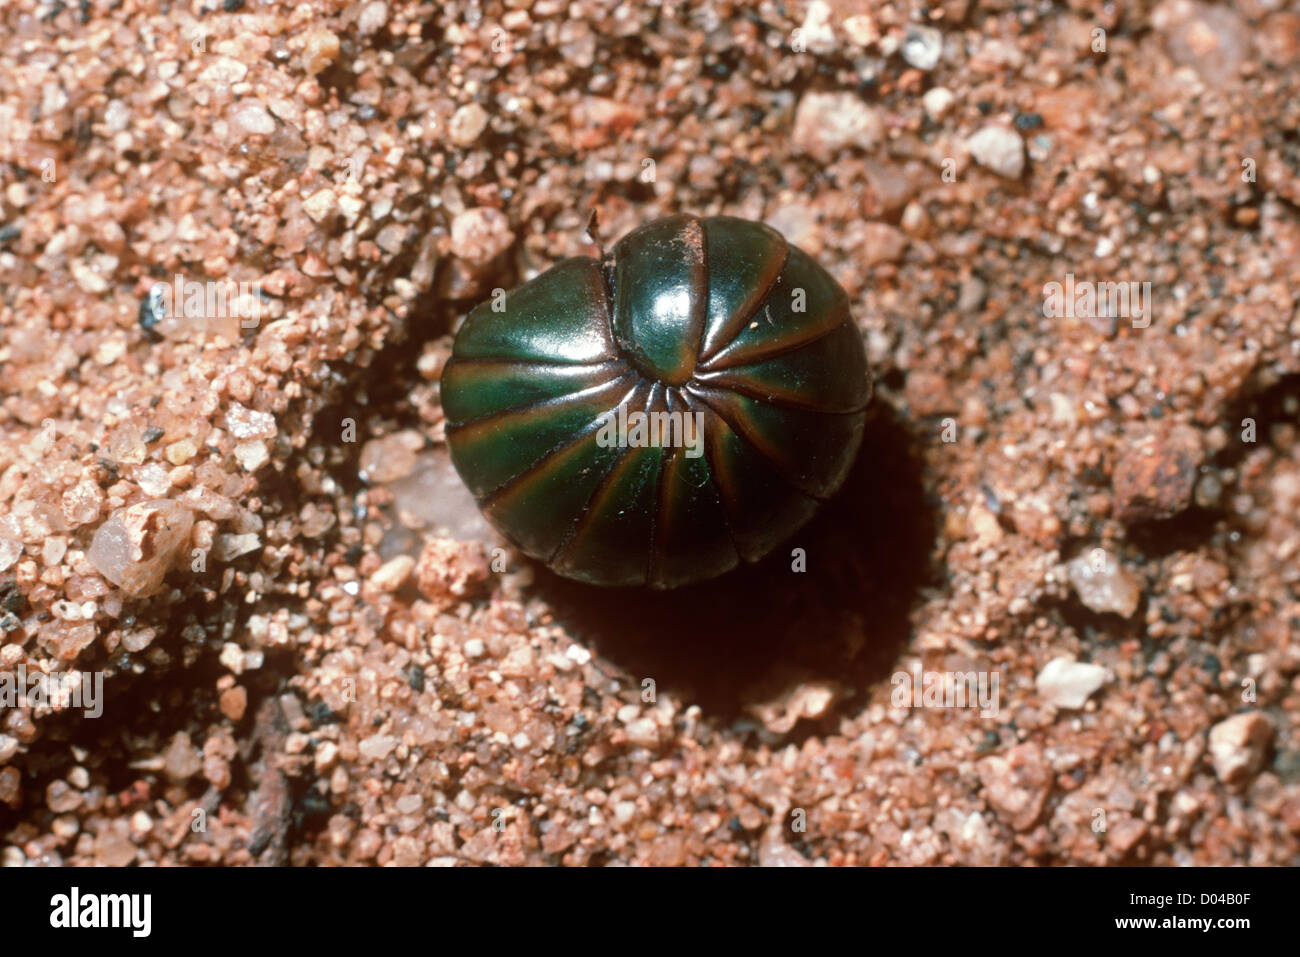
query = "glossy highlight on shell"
xmin=441 ymin=213 xmax=872 ymax=588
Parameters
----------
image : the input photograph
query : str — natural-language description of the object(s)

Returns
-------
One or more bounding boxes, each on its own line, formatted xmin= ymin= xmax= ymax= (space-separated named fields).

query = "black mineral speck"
xmin=308 ymin=701 xmax=338 ymax=726
xmin=0 ymin=582 xmax=26 ymax=616
xmin=138 ymin=286 xmax=167 ymax=341
xmin=566 ymin=713 xmax=591 ymax=738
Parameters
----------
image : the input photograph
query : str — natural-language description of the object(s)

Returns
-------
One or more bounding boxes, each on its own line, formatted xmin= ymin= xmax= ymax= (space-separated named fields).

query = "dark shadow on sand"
xmin=532 ymin=402 xmax=938 ymax=727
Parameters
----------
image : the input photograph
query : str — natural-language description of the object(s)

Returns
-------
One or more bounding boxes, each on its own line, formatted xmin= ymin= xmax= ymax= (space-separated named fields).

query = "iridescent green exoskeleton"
xmin=441 ymin=214 xmax=872 ymax=588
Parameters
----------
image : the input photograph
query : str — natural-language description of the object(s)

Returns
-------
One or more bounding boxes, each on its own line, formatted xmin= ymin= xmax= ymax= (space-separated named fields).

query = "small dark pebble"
xmin=0 ymin=582 xmax=27 ymax=615
xmin=308 ymin=701 xmax=338 ymax=726
xmin=137 ymin=289 xmax=166 ymax=340
xmin=567 ymin=713 xmax=590 ymax=735
xmin=143 ymin=426 xmax=165 ymax=443
xmin=408 ymin=665 xmax=425 ymax=692
xmin=1014 ymin=112 xmax=1043 ymax=130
